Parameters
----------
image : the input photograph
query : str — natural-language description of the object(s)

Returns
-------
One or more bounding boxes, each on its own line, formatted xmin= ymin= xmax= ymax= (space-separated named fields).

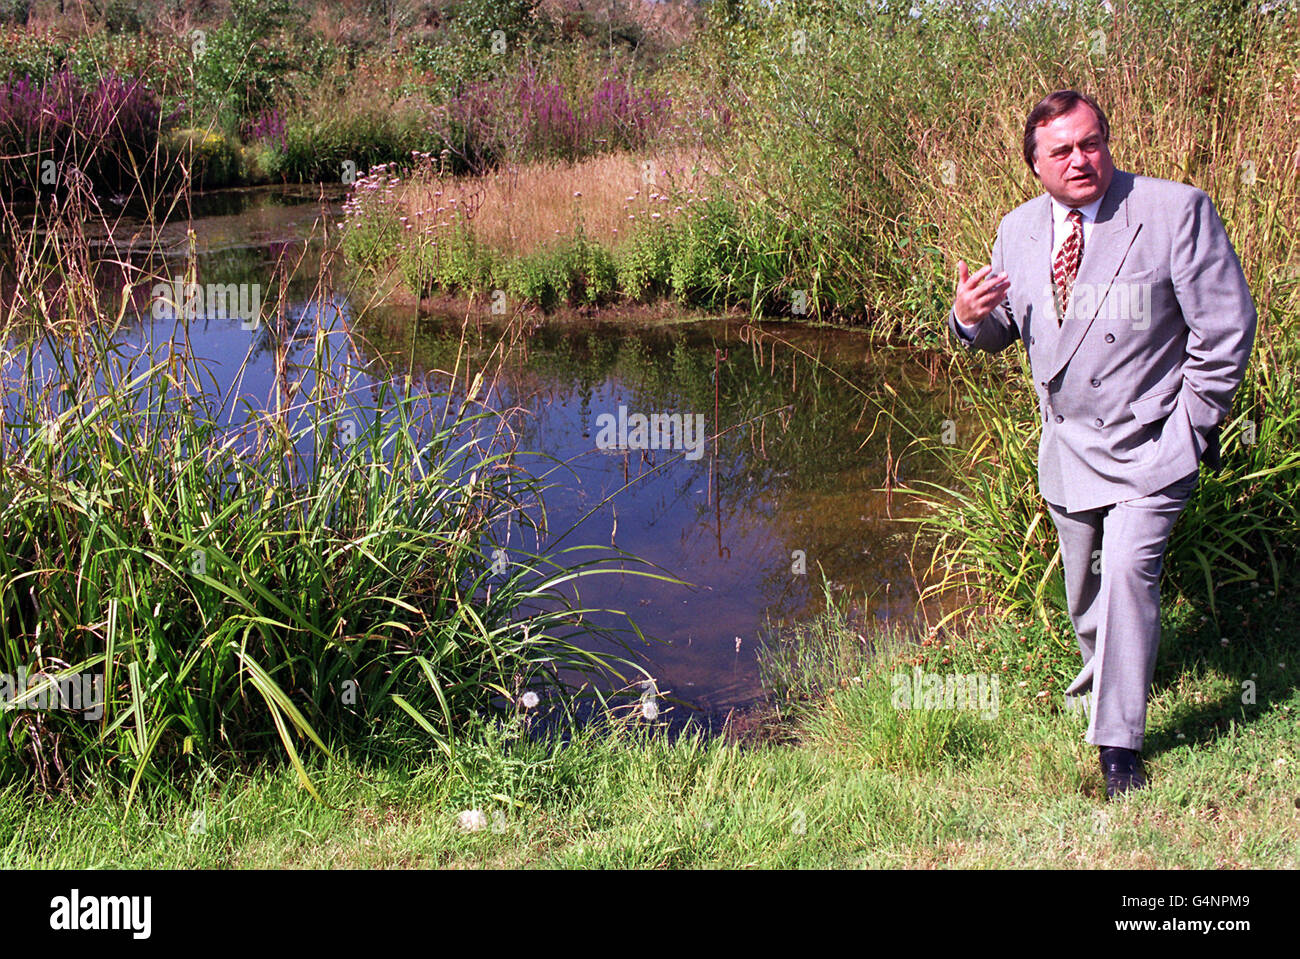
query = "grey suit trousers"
xmin=1050 ymin=468 xmax=1199 ymax=750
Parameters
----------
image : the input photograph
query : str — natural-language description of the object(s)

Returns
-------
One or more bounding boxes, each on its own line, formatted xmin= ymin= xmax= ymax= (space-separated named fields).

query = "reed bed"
xmin=664 ymin=0 xmax=1300 ymax=631
xmin=0 ymin=172 xmax=657 ymax=801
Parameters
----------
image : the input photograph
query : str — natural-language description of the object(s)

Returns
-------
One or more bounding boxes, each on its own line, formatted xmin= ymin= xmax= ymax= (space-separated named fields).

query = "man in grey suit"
xmin=948 ymin=90 xmax=1256 ymax=798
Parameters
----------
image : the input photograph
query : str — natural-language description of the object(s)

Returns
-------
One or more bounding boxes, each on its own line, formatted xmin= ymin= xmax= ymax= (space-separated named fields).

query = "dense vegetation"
xmin=0 ymin=1 xmax=1294 ymax=827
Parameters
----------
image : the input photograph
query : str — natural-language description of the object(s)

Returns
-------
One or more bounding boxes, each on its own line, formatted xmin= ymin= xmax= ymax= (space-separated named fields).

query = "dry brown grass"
xmin=396 ymin=148 xmax=722 ymax=255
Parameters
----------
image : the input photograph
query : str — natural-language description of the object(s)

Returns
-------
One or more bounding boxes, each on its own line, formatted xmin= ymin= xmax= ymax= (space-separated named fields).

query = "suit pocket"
xmin=1129 ymin=382 xmax=1181 ymax=425
xmin=1115 ymin=267 xmax=1157 ymax=282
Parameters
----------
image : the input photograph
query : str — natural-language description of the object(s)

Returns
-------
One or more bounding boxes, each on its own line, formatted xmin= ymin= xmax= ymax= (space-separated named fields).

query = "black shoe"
xmin=1099 ymin=746 xmax=1146 ymax=799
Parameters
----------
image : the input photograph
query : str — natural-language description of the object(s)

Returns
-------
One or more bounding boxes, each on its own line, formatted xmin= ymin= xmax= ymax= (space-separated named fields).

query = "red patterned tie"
xmin=1053 ymin=208 xmax=1084 ymax=323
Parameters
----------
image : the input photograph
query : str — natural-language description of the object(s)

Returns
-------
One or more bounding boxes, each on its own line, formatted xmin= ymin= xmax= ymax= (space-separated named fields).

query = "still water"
xmin=9 ymin=186 xmax=953 ymax=722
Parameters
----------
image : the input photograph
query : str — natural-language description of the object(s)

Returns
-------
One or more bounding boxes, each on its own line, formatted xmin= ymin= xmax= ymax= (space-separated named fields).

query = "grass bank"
xmin=5 ymin=580 xmax=1296 ymax=869
xmin=0 ymin=188 xmax=664 ymax=798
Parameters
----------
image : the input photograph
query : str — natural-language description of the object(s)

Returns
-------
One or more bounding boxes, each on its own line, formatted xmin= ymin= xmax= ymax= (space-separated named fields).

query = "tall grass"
xmin=0 ymin=169 xmax=657 ymax=801
xmin=0 ymin=66 xmax=163 ymax=199
xmin=663 ymin=0 xmax=1300 ymax=632
xmin=341 ymin=149 xmax=743 ymax=311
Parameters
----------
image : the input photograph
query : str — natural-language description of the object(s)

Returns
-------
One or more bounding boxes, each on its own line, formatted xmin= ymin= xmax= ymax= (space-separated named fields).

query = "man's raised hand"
xmin=953 ymin=261 xmax=1011 ymax=326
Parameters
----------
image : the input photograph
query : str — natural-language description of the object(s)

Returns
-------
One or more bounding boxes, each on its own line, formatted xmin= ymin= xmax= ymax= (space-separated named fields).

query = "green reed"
xmin=0 ymin=204 xmax=656 ymax=805
xmin=890 ymin=341 xmax=1300 ymax=638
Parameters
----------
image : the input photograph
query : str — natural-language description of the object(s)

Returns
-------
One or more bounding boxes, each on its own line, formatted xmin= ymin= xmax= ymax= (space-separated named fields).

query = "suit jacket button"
xmin=1090 ymin=377 xmax=1101 ymax=387
xmin=1039 ymin=381 xmax=1046 ymax=388
xmin=1054 ymin=414 xmax=1064 ymax=423
xmin=1104 ymin=333 xmax=1115 ymax=343
xmin=1029 ymin=335 xmax=1035 ymax=345
xmin=1094 ymin=418 xmax=1104 ymax=427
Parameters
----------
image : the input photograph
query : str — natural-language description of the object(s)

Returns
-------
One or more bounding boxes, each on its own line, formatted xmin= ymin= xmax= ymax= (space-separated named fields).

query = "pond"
xmin=4 ymin=186 xmax=955 ymax=727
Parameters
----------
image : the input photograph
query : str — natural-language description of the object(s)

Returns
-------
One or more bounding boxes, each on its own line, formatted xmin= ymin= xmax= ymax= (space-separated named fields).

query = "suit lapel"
xmin=1024 ymin=196 xmax=1059 ymax=351
xmin=1044 ymin=170 xmax=1142 ymax=381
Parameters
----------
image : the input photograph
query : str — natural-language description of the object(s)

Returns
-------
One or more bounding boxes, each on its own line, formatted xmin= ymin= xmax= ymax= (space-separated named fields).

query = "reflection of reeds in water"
xmin=0 ymin=173 xmax=662 ymax=800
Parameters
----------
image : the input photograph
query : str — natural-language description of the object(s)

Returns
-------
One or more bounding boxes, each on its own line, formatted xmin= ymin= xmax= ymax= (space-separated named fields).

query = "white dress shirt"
xmin=1051 ymin=194 xmax=1104 ymax=262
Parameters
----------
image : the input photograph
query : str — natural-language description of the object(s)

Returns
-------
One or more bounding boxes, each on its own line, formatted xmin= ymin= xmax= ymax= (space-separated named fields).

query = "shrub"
xmin=666 ymin=196 xmax=739 ymax=308
xmin=0 ymin=68 xmax=161 ymax=200
xmin=436 ymin=65 xmax=671 ymax=174
xmin=507 ymin=228 xmax=619 ymax=310
xmin=615 ymin=227 xmax=673 ymax=302
xmin=160 ymin=127 xmax=247 ymax=190
xmin=0 ymin=0 xmax=30 ymax=28
xmin=103 ymin=0 xmax=144 ymax=35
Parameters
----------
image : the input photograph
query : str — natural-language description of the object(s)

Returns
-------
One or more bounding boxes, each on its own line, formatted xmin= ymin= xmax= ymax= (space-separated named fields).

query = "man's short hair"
xmin=1023 ymin=90 xmax=1110 ymax=175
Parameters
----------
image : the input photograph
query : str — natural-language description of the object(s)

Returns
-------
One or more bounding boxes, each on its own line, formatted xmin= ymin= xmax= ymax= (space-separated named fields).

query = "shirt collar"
xmin=1052 ymin=193 xmax=1104 ymax=227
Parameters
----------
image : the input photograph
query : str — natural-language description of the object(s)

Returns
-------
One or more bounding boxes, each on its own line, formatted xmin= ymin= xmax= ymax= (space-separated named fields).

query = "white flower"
xmin=521 ymin=691 xmax=539 ymax=709
xmin=641 ymin=698 xmax=659 ymax=721
xmin=457 ymin=809 xmax=488 ymax=832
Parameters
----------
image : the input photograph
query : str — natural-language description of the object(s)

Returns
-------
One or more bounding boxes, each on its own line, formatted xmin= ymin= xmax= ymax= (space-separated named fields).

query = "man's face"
xmin=1031 ymin=102 xmax=1114 ymax=208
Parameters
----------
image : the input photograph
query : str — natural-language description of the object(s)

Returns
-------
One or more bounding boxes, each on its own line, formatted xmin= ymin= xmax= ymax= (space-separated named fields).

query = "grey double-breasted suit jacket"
xmin=949 ymin=168 xmax=1257 ymax=512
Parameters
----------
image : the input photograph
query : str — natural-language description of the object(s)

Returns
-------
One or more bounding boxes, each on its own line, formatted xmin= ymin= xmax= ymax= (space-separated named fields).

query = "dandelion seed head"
xmin=457 ymin=809 xmax=488 ymax=832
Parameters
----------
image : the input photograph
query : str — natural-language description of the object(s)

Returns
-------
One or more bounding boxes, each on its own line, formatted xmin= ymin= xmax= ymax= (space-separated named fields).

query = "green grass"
xmin=891 ymin=339 xmax=1300 ymax=632
xmin=353 ymin=191 xmax=745 ymax=314
xmin=0 ymin=202 xmax=666 ymax=802
xmin=5 ymin=582 xmax=1295 ymax=869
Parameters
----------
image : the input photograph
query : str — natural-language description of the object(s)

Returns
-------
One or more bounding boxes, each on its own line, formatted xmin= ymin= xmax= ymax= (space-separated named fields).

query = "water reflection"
xmin=3 ymin=186 xmax=950 ymax=719
xmin=359 ymin=311 xmax=948 ymax=712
